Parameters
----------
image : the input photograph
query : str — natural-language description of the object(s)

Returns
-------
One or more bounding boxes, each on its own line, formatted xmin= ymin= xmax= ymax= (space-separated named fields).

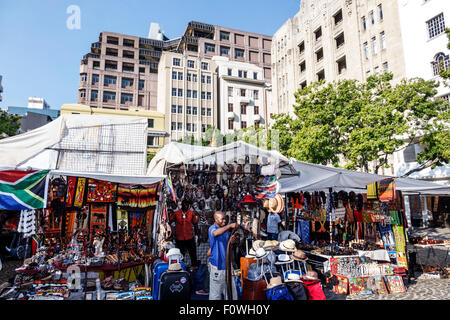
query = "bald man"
xmin=207 ymin=211 xmax=237 ymax=300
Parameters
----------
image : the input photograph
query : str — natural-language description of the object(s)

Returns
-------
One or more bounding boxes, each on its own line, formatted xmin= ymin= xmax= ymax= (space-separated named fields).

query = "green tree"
xmin=0 ymin=110 xmax=21 ymax=139
xmin=274 ymin=73 xmax=450 ymax=174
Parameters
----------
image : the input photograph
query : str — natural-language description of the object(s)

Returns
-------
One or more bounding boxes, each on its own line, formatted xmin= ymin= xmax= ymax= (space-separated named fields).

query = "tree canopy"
xmin=0 ymin=110 xmax=21 ymax=139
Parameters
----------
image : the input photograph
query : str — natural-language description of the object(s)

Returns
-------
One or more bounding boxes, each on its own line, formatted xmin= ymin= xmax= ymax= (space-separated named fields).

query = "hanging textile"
xmin=297 ymin=220 xmax=310 ymax=244
xmin=366 ymin=182 xmax=378 ymax=200
xmin=73 ymin=178 xmax=86 ymax=208
xmin=17 ymin=210 xmax=36 ymax=237
xmin=65 ymin=176 xmax=77 ymax=207
xmin=87 ymin=179 xmax=117 ymax=203
xmin=378 ymin=178 xmax=396 ymax=202
xmin=117 ymin=183 xmax=158 ymax=208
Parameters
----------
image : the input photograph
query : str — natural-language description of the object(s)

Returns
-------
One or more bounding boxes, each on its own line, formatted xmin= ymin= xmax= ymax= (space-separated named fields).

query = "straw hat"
xmin=303 ymin=270 xmax=319 ymax=281
xmin=254 ymin=247 xmax=269 ymax=260
xmin=263 ymin=240 xmax=279 ymax=250
xmin=268 ymin=194 xmax=284 ymax=213
xmin=265 ymin=276 xmax=283 ymax=289
xmin=252 ymin=240 xmax=265 ymax=251
xmin=279 ymin=239 xmax=296 ymax=252
xmin=274 ymin=253 xmax=293 ymax=265
xmin=284 ymin=273 xmax=302 ymax=283
xmin=167 ymin=263 xmax=183 ymax=272
xmin=290 ymin=249 xmax=308 ymax=262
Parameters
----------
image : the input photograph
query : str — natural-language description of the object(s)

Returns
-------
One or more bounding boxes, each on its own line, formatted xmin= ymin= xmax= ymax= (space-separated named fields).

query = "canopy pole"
xmin=329 ymin=187 xmax=333 ymax=253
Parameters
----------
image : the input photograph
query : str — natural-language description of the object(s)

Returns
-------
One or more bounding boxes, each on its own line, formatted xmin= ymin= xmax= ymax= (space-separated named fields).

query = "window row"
xmin=171 ymin=122 xmax=210 ymax=132
xmin=105 ymin=47 xmax=136 ymax=59
xmin=228 ymin=119 xmax=260 ymax=130
xmin=84 ymin=74 xmax=145 ymax=89
xmin=173 ymin=58 xmax=209 ymax=70
xmin=171 ymin=89 xmax=212 ymax=99
xmin=218 ymin=31 xmax=271 ymax=50
xmin=228 ymin=103 xmax=260 ymax=115
xmin=89 ymin=90 xmax=134 ymax=103
xmin=172 ymin=71 xmax=211 ymax=83
xmin=227 ymin=87 xmax=260 ymax=99
xmin=361 ymin=4 xmax=384 ymax=31
xmin=171 ymin=105 xmax=212 ymax=116
xmin=365 ymin=62 xmax=390 ymax=78
xmin=363 ymin=31 xmax=386 ymax=59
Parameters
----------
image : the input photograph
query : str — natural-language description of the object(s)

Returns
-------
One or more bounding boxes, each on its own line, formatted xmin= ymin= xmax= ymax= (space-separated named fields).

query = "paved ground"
xmin=0 ymin=259 xmax=21 ymax=285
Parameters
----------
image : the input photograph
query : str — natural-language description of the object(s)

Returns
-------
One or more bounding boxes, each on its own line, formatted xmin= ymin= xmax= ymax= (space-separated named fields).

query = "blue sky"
xmin=0 ymin=0 xmax=299 ymax=110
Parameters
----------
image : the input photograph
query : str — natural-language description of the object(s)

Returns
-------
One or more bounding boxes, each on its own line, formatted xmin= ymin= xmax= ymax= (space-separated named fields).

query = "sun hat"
xmin=238 ymin=195 xmax=257 ymax=208
xmin=279 ymin=239 xmax=296 ymax=252
xmin=167 ymin=248 xmax=183 ymax=261
xmin=284 ymin=273 xmax=302 ymax=283
xmin=263 ymin=240 xmax=279 ymax=250
xmin=260 ymin=164 xmax=275 ymax=176
xmin=265 ymin=276 xmax=283 ymax=289
xmin=268 ymin=194 xmax=284 ymax=213
xmin=274 ymin=253 xmax=293 ymax=265
xmin=245 ymin=248 xmax=257 ymax=258
xmin=252 ymin=240 xmax=265 ymax=251
xmin=303 ymin=270 xmax=319 ymax=281
xmin=290 ymin=249 xmax=308 ymax=262
xmin=255 ymin=247 xmax=269 ymax=260
xmin=167 ymin=263 xmax=183 ymax=272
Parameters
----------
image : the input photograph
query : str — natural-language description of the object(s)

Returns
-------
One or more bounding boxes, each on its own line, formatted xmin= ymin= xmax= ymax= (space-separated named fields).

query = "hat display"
xmin=275 ymin=253 xmax=293 ymax=265
xmin=252 ymin=240 xmax=265 ymax=252
xmin=265 ymin=276 xmax=283 ymax=289
xmin=303 ymin=270 xmax=319 ymax=281
xmin=254 ymin=247 xmax=269 ymax=260
xmin=284 ymin=273 xmax=302 ymax=283
xmin=238 ymin=194 xmax=257 ymax=208
xmin=268 ymin=194 xmax=284 ymax=213
xmin=167 ymin=263 xmax=183 ymax=272
xmin=290 ymin=249 xmax=308 ymax=262
xmin=279 ymin=239 xmax=296 ymax=252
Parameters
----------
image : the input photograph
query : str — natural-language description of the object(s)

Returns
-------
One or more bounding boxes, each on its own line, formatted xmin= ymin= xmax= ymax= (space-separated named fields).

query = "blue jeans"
xmin=267 ymin=232 xmax=278 ymax=240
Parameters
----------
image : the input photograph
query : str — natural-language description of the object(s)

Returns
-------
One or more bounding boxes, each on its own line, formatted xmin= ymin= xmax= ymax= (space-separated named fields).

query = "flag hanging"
xmin=0 ymin=169 xmax=50 ymax=210
xmin=166 ymin=173 xmax=176 ymax=201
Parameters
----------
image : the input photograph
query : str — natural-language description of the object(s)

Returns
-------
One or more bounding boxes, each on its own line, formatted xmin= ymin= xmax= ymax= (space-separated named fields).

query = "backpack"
xmin=265 ymin=285 xmax=293 ymax=301
xmin=302 ymin=280 xmax=326 ymax=300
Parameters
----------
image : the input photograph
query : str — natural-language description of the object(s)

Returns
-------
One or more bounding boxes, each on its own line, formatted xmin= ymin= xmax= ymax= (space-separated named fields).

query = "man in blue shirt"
xmin=208 ymin=211 xmax=237 ymax=300
xmin=266 ymin=211 xmax=282 ymax=240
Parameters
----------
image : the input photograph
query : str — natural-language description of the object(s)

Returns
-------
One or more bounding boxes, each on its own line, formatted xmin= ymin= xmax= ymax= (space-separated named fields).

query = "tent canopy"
xmin=147 ymin=140 xmax=297 ymax=176
xmin=0 ymin=114 xmax=148 ymax=175
xmin=278 ymin=160 xmax=450 ymax=195
xmin=50 ymin=170 xmax=165 ymax=185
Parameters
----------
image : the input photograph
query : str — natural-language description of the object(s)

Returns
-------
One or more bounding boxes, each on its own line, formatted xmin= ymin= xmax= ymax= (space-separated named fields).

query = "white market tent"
xmin=278 ymin=160 xmax=450 ymax=195
xmin=0 ymin=114 xmax=149 ymax=176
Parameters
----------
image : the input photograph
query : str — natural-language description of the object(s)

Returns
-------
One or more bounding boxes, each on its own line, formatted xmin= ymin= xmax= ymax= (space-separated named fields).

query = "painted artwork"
xmin=117 ymin=183 xmax=159 ymax=208
xmin=86 ymin=179 xmax=117 ymax=203
xmin=90 ymin=204 xmax=107 ymax=234
xmin=73 ymin=178 xmax=86 ymax=208
xmin=368 ymin=276 xmax=389 ymax=295
xmin=64 ymin=210 xmax=77 ymax=238
xmin=348 ymin=277 xmax=372 ymax=295
xmin=65 ymin=176 xmax=77 ymax=207
xmin=385 ymin=275 xmax=406 ymax=293
xmin=117 ymin=209 xmax=129 ymax=232
xmin=334 ymin=275 xmax=349 ymax=295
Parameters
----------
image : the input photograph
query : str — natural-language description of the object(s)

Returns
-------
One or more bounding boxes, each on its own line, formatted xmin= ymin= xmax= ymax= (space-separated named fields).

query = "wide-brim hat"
xmin=302 ymin=270 xmax=319 ymax=281
xmin=268 ymin=194 xmax=284 ymax=213
xmin=167 ymin=263 xmax=183 ymax=272
xmin=274 ymin=253 xmax=293 ymax=265
xmin=263 ymin=240 xmax=279 ymax=250
xmin=245 ymin=248 xmax=257 ymax=258
xmin=238 ymin=194 xmax=257 ymax=207
xmin=290 ymin=249 xmax=308 ymax=262
xmin=279 ymin=239 xmax=296 ymax=252
xmin=255 ymin=248 xmax=269 ymax=260
xmin=265 ymin=276 xmax=283 ymax=289
xmin=167 ymin=248 xmax=183 ymax=261
xmin=284 ymin=273 xmax=302 ymax=283
xmin=252 ymin=240 xmax=265 ymax=251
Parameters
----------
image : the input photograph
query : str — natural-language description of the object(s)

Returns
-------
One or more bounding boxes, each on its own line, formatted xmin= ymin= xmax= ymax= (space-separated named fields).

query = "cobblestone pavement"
xmin=0 ymin=259 xmax=22 ymax=285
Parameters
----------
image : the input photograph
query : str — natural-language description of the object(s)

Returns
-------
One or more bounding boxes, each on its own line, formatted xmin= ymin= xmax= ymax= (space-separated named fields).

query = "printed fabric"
xmin=17 ymin=210 xmax=36 ymax=238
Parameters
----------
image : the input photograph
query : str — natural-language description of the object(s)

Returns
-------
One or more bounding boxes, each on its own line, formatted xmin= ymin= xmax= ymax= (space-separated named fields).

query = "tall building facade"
xmin=157 ymin=52 xmax=218 ymax=142
xmin=213 ymin=56 xmax=267 ymax=134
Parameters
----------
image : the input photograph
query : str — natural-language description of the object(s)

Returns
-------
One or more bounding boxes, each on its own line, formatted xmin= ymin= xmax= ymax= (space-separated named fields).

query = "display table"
xmin=305 ymin=252 xmax=360 ymax=273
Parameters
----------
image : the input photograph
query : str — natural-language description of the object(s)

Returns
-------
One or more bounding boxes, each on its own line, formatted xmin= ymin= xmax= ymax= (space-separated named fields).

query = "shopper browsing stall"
xmin=170 ymin=200 xmax=199 ymax=271
xmin=267 ymin=211 xmax=282 ymax=241
xmin=208 ymin=211 xmax=237 ymax=300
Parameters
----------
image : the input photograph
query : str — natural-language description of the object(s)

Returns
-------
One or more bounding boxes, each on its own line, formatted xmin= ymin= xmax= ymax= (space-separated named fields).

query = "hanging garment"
xmin=18 ymin=210 xmax=36 ymax=238
xmin=297 ymin=220 xmax=310 ymax=244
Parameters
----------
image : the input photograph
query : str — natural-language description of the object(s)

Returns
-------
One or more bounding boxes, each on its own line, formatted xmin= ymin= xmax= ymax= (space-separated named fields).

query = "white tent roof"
xmin=50 ymin=170 xmax=165 ymax=185
xmin=0 ymin=114 xmax=149 ymax=175
xmin=279 ymin=160 xmax=450 ymax=195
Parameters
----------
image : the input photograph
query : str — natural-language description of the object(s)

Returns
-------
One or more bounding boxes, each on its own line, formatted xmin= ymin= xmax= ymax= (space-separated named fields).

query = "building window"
xmin=317 ymin=69 xmax=325 ymax=81
xmin=333 ymin=9 xmax=343 ymax=25
xmin=173 ymin=58 xmax=181 ymax=66
xmin=138 ymin=80 xmax=145 ymax=90
xmin=383 ymin=61 xmax=389 ymax=73
xmin=201 ymin=75 xmax=206 ymax=83
xmin=431 ymin=52 xmax=450 ymax=76
xmin=378 ymin=4 xmax=383 ymax=20
xmin=177 ymin=122 xmax=182 ymax=131
xmin=92 ymin=74 xmax=99 ymax=84
xmin=241 ymin=104 xmax=247 ymax=114
xmin=335 ymin=32 xmax=345 ymax=48
xmin=186 ymin=123 xmax=192 ymax=132
xmin=122 ymin=62 xmax=134 ymax=73
xmin=202 ymin=124 xmax=207 ymax=133
xmin=187 ymin=73 xmax=192 ymax=81
xmin=147 ymin=136 xmax=158 ymax=147
xmin=241 ymin=121 xmax=247 ymax=129
xmin=172 ymin=71 xmax=177 ymax=80
xmin=106 ymin=36 xmax=119 ymax=45
xmin=178 ymin=89 xmax=183 ymax=97
xmin=337 ymin=56 xmax=347 ymax=75
xmin=228 ymin=119 xmax=234 ymax=130
xmin=192 ymin=124 xmax=197 ymax=132
xmin=253 ymin=72 xmax=258 ymax=80
xmin=253 ymin=90 xmax=259 ymax=100
xmin=314 ymin=27 xmax=322 ymax=41
xmin=171 ymin=122 xmax=176 ymax=131
xmin=201 ymin=92 xmax=206 ymax=100
xmin=80 ymin=73 xmax=87 ymax=82
xmin=187 ymin=60 xmax=195 ymax=68
xmin=205 ymin=43 xmax=215 ymax=53
xmin=240 ymin=89 xmax=246 ymax=97
xmin=178 ymin=105 xmax=183 ymax=113
xmin=300 ymin=60 xmax=306 ymax=73
xmin=220 ymin=46 xmax=230 ymax=55
xmin=148 ymin=119 xmax=154 ymax=128
xmin=364 ymin=42 xmax=369 ymax=59
xmin=316 ymin=48 xmax=324 ymax=62
xmin=372 ymin=36 xmax=378 ymax=55
xmin=172 ymin=88 xmax=177 ymax=96
xmin=201 ymin=107 xmax=206 ymax=116
xmin=254 ymin=105 xmax=259 ymax=114
xmin=380 ymin=31 xmax=386 ymax=50
xmin=228 ymin=87 xmax=233 ymax=97
xmin=178 ymin=72 xmax=183 ymax=80
xmin=374 ymin=66 xmax=380 ymax=74
xmin=427 ymin=13 xmax=446 ymax=39
xmin=79 ymin=90 xmax=86 ymax=98
xmin=104 ymin=75 xmax=116 ymax=85
xmin=207 ymin=108 xmax=212 ymax=116
xmin=171 ymin=105 xmax=177 ymax=113
xmin=122 ymin=78 xmax=133 ymax=88
xmin=206 ymin=76 xmax=211 ymax=84
xmin=220 ymin=31 xmax=230 ymax=41
xmin=235 ymin=48 xmax=245 ymax=58
xmin=139 ymin=67 xmax=145 ymax=74
xmin=370 ymin=10 xmax=374 ymax=25
xmin=362 ymin=16 xmax=366 ymax=30
xmin=122 ymin=50 xmax=134 ymax=59
xmin=201 ymin=62 xmax=209 ymax=70
xmin=103 ymin=91 xmax=116 ymax=102
xmin=227 ymin=68 xmax=232 ymax=76
xmin=186 ymin=90 xmax=192 ymax=98
xmin=300 ymin=81 xmax=307 ymax=90
xmin=192 ymin=74 xmax=198 ymax=82
xmin=91 ymin=90 xmax=98 ymax=100
xmin=207 ymin=92 xmax=212 ymax=100
xmin=187 ymin=106 xmax=192 ymax=115
xmin=228 ymin=103 xmax=233 ymax=112
xmin=121 ymin=93 xmax=133 ymax=103
xmin=192 ymin=90 xmax=198 ymax=98
xmin=298 ymin=41 xmax=305 ymax=54
xmin=192 ymin=106 xmax=198 ymax=115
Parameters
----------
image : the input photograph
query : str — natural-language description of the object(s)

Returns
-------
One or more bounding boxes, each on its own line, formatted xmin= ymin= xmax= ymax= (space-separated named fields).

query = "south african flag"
xmin=0 ymin=169 xmax=50 ymax=210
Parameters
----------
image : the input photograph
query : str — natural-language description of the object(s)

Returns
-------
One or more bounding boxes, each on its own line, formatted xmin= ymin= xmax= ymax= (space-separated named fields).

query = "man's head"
xmin=181 ymin=199 xmax=190 ymax=212
xmin=213 ymin=211 xmax=226 ymax=227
